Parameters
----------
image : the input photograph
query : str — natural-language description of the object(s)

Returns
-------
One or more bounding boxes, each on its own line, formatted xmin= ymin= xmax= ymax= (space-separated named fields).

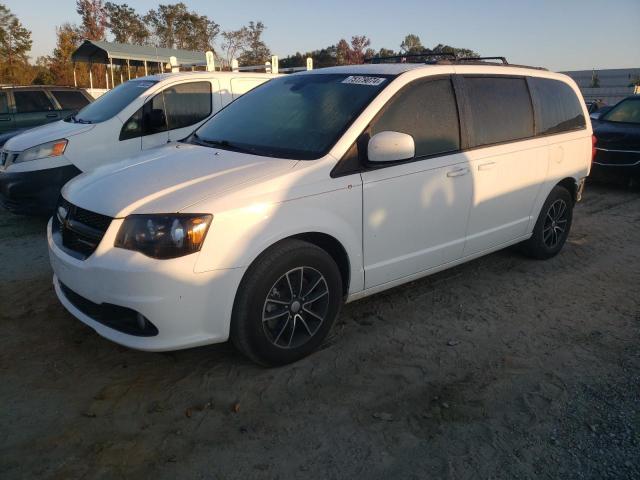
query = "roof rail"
xmin=364 ymin=51 xmax=547 ymax=70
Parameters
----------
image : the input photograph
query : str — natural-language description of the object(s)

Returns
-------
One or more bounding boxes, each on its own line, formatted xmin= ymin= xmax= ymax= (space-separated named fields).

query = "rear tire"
xmin=521 ymin=185 xmax=574 ymax=260
xmin=231 ymin=239 xmax=343 ymax=366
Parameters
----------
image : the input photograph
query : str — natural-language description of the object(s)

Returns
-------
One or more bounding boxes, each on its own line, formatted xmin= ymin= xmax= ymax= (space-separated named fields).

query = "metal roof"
xmin=71 ymin=40 xmax=207 ymax=67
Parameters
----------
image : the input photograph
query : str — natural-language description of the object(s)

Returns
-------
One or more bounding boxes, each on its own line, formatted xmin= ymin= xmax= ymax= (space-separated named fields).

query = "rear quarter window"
xmin=51 ymin=90 xmax=90 ymax=110
xmin=0 ymin=92 xmax=9 ymax=114
xmin=529 ymin=78 xmax=586 ymax=134
xmin=464 ymin=77 xmax=534 ymax=147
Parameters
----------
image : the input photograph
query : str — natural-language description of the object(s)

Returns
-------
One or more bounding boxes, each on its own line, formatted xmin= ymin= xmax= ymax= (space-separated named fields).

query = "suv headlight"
xmin=114 ymin=214 xmax=212 ymax=259
xmin=15 ymin=139 xmax=67 ymax=163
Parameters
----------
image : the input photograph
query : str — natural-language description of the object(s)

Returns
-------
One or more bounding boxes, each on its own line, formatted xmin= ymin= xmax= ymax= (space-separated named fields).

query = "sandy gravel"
xmin=0 ymin=183 xmax=638 ymax=480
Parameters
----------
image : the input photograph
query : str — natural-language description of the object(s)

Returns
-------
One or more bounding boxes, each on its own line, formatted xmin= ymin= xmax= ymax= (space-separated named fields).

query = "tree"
xmin=400 ymin=34 xmax=423 ymax=54
xmin=76 ymin=0 xmax=107 ymax=40
xmin=590 ymin=70 xmax=600 ymax=88
xmin=43 ymin=23 xmax=84 ymax=87
xmin=105 ymin=2 xmax=149 ymax=44
xmin=349 ymin=35 xmax=371 ymax=64
xmin=335 ymin=39 xmax=350 ymax=65
xmin=145 ymin=3 xmax=219 ymax=51
xmin=221 ymin=26 xmax=248 ymax=66
xmin=0 ymin=4 xmax=33 ymax=83
xmin=238 ymin=21 xmax=270 ymax=65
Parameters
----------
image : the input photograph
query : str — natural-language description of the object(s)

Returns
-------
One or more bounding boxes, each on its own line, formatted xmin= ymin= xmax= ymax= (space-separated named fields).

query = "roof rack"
xmin=364 ymin=52 xmax=546 ymax=70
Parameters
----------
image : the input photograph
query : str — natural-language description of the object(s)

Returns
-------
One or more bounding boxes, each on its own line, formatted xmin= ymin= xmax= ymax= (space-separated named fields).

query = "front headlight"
xmin=15 ymin=139 xmax=68 ymax=163
xmin=114 ymin=214 xmax=212 ymax=259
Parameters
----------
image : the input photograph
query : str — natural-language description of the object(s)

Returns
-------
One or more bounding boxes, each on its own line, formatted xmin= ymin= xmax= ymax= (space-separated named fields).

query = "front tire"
xmin=521 ymin=185 xmax=574 ymax=259
xmin=231 ymin=239 xmax=343 ymax=366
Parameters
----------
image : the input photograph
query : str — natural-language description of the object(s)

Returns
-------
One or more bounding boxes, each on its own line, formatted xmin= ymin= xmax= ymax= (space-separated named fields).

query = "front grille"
xmin=56 ymin=198 xmax=112 ymax=259
xmin=0 ymin=150 xmax=18 ymax=167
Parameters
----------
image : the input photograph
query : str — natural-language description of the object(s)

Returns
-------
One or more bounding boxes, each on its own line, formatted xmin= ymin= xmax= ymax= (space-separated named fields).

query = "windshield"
xmin=602 ymin=98 xmax=640 ymax=124
xmin=69 ymin=80 xmax=159 ymax=124
xmin=192 ymin=74 xmax=392 ymax=159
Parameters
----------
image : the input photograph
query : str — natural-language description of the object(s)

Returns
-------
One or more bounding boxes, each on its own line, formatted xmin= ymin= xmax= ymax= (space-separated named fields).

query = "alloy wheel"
xmin=542 ymin=199 xmax=568 ymax=249
xmin=262 ymin=266 xmax=329 ymax=349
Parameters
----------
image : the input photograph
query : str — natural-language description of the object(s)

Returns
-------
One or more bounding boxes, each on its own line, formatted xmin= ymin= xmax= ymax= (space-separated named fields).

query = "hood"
xmin=594 ymin=120 xmax=640 ymax=150
xmin=3 ymin=120 xmax=95 ymax=152
xmin=62 ymin=143 xmax=298 ymax=217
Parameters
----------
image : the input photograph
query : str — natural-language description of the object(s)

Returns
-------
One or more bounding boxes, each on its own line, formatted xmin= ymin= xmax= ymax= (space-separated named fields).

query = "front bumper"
xmin=591 ymin=148 xmax=640 ymax=179
xmin=0 ymin=165 xmax=81 ymax=215
xmin=48 ymin=218 xmax=244 ymax=351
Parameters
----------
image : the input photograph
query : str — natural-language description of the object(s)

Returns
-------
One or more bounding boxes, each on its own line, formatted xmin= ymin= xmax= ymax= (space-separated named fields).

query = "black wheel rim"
xmin=262 ymin=266 xmax=329 ymax=349
xmin=543 ymin=199 xmax=568 ymax=249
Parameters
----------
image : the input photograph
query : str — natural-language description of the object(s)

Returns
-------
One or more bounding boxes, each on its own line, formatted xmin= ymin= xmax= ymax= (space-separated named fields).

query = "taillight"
xmin=591 ymin=134 xmax=597 ymax=163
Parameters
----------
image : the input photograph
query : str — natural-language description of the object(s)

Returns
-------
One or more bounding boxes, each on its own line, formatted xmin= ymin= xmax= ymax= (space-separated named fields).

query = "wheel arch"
xmin=557 ymin=177 xmax=578 ymax=203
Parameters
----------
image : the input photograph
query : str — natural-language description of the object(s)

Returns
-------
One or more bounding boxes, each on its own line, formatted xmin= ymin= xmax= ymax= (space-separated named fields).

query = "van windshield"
xmin=191 ymin=74 xmax=392 ymax=160
xmin=68 ymin=80 xmax=158 ymax=124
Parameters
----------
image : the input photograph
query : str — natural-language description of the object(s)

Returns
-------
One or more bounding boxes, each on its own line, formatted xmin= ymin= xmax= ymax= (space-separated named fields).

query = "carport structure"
xmin=71 ymin=40 xmax=208 ymax=89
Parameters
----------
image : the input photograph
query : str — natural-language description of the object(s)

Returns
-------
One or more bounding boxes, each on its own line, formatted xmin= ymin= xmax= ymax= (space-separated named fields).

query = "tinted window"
xmin=119 ymin=107 xmax=143 ymax=140
xmin=0 ymin=92 xmax=8 ymax=114
xmin=14 ymin=91 xmax=55 ymax=113
xmin=529 ymin=78 xmax=586 ymax=134
xmin=371 ymin=78 xmax=460 ymax=158
xmin=464 ymin=77 xmax=534 ymax=147
xmin=74 ymin=80 xmax=158 ymax=123
xmin=143 ymin=92 xmax=168 ymax=135
xmin=602 ymin=97 xmax=640 ymax=124
xmin=194 ymin=74 xmax=390 ymax=160
xmin=163 ymin=81 xmax=212 ymax=130
xmin=51 ymin=90 xmax=90 ymax=110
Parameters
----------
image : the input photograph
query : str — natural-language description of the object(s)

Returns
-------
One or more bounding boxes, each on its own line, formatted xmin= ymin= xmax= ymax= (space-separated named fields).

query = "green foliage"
xmin=144 ymin=3 xmax=219 ymax=51
xmin=104 ymin=2 xmax=149 ymax=45
xmin=238 ymin=21 xmax=270 ymax=66
xmin=0 ymin=3 xmax=33 ymax=83
xmin=76 ymin=0 xmax=108 ymax=40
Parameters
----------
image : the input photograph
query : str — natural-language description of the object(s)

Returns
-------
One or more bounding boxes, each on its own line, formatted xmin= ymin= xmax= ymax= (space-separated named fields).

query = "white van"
xmin=48 ymin=60 xmax=592 ymax=366
xmin=0 ymin=72 xmax=277 ymax=214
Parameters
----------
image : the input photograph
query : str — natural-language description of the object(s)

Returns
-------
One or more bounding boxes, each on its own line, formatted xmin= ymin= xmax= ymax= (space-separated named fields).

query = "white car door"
xmin=459 ymin=76 xmax=547 ymax=255
xmin=361 ymin=77 xmax=473 ymax=288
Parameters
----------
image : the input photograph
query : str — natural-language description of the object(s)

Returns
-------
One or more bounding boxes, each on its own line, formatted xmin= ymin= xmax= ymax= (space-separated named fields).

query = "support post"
xmin=105 ymin=69 xmax=109 ymax=89
xmin=231 ymin=59 xmax=239 ymax=72
xmin=120 ymin=71 xmax=123 ymax=84
xmin=89 ymin=63 xmax=93 ymax=90
xmin=127 ymin=59 xmax=131 ymax=80
xmin=73 ymin=64 xmax=77 ymax=87
xmin=271 ymin=55 xmax=279 ymax=74
xmin=144 ymin=60 xmax=148 ymax=76
xmin=110 ymin=58 xmax=114 ymax=89
xmin=307 ymin=57 xmax=313 ymax=71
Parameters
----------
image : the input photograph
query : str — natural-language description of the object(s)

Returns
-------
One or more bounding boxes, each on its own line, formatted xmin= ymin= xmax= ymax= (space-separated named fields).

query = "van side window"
xmin=0 ymin=92 xmax=9 ymax=114
xmin=119 ymin=107 xmax=143 ymax=140
xmin=51 ymin=90 xmax=90 ymax=111
xmin=464 ymin=77 xmax=534 ymax=147
xmin=144 ymin=93 xmax=168 ymax=135
xmin=14 ymin=91 xmax=55 ymax=113
xmin=163 ymin=81 xmax=212 ymax=130
xmin=529 ymin=78 xmax=586 ymax=135
xmin=370 ymin=78 xmax=460 ymax=158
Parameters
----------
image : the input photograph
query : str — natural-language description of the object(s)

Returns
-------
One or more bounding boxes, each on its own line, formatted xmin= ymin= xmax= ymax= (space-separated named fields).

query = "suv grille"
xmin=55 ymin=198 xmax=112 ymax=259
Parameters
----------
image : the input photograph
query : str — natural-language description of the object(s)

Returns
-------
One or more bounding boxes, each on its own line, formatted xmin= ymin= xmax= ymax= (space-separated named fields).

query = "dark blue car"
xmin=591 ymin=95 xmax=640 ymax=183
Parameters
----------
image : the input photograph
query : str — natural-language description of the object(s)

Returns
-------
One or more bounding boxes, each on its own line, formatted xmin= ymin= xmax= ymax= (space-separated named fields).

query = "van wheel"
xmin=521 ymin=185 xmax=574 ymax=259
xmin=231 ymin=239 xmax=343 ymax=366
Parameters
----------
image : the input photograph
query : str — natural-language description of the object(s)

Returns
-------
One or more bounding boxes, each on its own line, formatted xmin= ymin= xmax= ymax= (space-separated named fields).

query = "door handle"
xmin=0 ymin=117 xmax=11 ymax=121
xmin=446 ymin=167 xmax=469 ymax=178
xmin=46 ymin=113 xmax=58 ymax=118
xmin=478 ymin=161 xmax=496 ymax=171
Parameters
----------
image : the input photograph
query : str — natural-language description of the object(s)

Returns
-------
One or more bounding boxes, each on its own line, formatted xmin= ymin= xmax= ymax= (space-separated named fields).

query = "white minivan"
xmin=48 ymin=61 xmax=592 ymax=365
xmin=0 ymin=72 xmax=277 ymax=214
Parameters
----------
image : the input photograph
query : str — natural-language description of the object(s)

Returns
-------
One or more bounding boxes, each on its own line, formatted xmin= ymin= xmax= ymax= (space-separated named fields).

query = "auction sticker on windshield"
xmin=342 ymin=76 xmax=387 ymax=86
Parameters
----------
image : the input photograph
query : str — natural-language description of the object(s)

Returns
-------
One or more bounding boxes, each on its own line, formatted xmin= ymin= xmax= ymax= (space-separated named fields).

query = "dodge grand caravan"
xmin=0 ymin=72 xmax=277 ymax=214
xmin=48 ymin=60 xmax=592 ymax=365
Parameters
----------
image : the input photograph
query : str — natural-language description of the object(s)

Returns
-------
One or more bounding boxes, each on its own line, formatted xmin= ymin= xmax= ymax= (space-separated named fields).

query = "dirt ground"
xmin=0 ymin=183 xmax=638 ymax=480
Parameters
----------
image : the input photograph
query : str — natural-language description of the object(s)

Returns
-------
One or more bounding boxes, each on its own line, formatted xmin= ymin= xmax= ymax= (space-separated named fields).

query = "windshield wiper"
xmin=191 ymin=134 xmax=256 ymax=155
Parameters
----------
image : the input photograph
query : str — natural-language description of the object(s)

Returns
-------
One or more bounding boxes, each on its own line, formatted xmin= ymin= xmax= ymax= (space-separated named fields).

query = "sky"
xmin=5 ymin=0 xmax=640 ymax=72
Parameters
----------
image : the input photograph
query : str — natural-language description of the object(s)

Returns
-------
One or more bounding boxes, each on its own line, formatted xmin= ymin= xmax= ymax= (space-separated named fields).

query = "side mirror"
xmin=367 ymin=131 xmax=415 ymax=163
xmin=148 ymin=108 xmax=166 ymax=129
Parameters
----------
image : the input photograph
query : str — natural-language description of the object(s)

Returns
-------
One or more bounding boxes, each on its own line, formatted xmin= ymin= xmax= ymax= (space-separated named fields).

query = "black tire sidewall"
xmin=232 ymin=241 xmax=343 ymax=366
xmin=529 ymin=186 xmax=574 ymax=258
